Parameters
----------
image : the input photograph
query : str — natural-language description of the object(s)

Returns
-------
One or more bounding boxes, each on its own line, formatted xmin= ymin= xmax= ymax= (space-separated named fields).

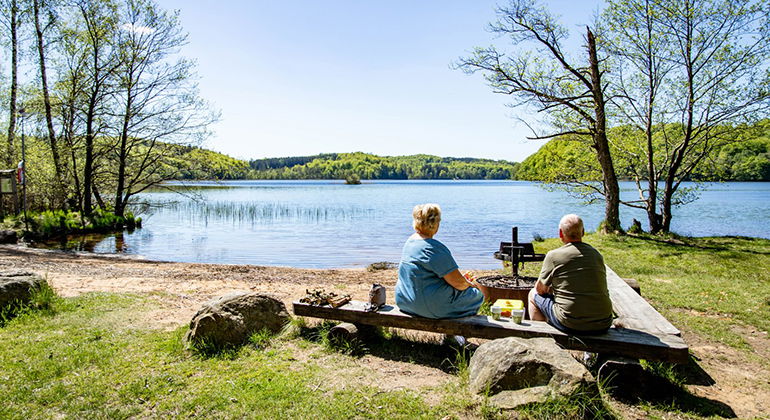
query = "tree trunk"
xmin=33 ymin=0 xmax=65 ymax=201
xmin=114 ymin=128 xmax=129 ymax=217
xmin=114 ymin=89 xmax=133 ymax=217
xmin=83 ymin=111 xmax=95 ymax=216
xmin=5 ymin=0 xmax=18 ymax=168
xmin=643 ymin=0 xmax=662 ymax=234
xmin=587 ymin=27 xmax=621 ymax=232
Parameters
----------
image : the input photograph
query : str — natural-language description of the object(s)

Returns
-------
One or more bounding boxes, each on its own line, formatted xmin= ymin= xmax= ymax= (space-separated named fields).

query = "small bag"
xmin=366 ymin=283 xmax=386 ymax=312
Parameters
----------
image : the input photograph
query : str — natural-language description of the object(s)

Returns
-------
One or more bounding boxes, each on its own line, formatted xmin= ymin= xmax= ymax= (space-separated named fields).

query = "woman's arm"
xmin=443 ymin=269 xmax=475 ymax=291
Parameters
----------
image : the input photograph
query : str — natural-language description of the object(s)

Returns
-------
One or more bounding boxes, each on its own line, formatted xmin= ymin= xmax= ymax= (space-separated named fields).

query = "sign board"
xmin=0 ymin=177 xmax=14 ymax=194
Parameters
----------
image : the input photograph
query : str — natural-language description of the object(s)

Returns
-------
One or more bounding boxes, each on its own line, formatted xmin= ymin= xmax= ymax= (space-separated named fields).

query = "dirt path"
xmin=1 ymin=245 xmax=768 ymax=418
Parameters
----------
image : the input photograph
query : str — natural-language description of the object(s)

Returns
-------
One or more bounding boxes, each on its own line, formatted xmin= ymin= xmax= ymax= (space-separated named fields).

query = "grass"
xmin=0 ymin=293 xmax=461 ymax=419
xmin=516 ymin=384 xmax=616 ymax=420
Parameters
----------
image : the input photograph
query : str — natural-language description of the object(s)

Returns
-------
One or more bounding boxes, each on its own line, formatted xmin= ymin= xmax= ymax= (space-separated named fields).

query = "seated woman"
xmin=395 ymin=203 xmax=484 ymax=319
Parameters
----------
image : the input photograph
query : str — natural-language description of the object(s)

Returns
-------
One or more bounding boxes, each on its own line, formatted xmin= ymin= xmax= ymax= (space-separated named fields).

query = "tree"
xmin=74 ymin=0 xmax=120 ymax=215
xmin=455 ymin=0 xmax=622 ymax=232
xmin=108 ymin=0 xmax=216 ymax=216
xmin=32 ymin=0 xmax=65 ymax=197
xmin=604 ymin=0 xmax=770 ymax=232
xmin=1 ymin=0 xmax=20 ymax=168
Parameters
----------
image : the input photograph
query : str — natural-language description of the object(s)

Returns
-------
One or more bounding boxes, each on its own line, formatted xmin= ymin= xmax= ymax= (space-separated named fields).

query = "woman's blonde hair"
xmin=412 ymin=203 xmax=442 ymax=235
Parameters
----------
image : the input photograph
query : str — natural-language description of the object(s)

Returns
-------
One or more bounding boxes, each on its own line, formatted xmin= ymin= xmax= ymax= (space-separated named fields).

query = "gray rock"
xmin=0 ymin=230 xmax=17 ymax=244
xmin=185 ymin=292 xmax=290 ymax=348
xmin=469 ymin=337 xmax=594 ymax=409
xmin=0 ymin=271 xmax=45 ymax=309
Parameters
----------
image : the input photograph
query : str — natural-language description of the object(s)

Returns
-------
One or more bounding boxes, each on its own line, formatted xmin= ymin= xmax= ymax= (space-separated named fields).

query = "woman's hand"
xmin=443 ymin=269 xmax=476 ymax=291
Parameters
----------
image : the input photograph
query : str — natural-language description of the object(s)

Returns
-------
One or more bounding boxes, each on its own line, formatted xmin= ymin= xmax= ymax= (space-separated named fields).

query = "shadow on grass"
xmin=298 ymin=321 xmax=472 ymax=374
xmin=602 ymin=356 xmax=735 ymax=418
xmin=625 ymin=233 xmax=770 ymax=256
xmin=618 ymin=384 xmax=737 ymax=418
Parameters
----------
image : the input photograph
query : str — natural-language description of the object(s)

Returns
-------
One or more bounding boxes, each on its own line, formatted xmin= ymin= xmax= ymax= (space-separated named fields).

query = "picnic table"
xmin=292 ymin=266 xmax=688 ymax=364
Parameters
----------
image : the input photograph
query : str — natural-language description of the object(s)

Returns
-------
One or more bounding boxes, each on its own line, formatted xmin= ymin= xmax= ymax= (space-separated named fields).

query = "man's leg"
xmin=528 ymin=287 xmax=546 ymax=321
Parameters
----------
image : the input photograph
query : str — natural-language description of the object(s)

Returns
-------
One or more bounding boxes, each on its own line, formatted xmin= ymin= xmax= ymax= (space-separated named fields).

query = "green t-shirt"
xmin=537 ymin=242 xmax=613 ymax=331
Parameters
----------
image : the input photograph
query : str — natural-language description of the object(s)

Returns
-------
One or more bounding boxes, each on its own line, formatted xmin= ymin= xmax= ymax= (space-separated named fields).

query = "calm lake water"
xmin=44 ymin=180 xmax=770 ymax=268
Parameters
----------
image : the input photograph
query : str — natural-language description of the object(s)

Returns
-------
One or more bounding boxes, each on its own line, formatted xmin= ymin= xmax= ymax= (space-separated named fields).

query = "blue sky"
xmin=158 ymin=1 xmax=602 ymax=162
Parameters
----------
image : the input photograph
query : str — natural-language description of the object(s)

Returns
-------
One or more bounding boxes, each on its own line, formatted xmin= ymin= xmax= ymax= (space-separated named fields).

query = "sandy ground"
xmin=1 ymin=244 xmax=768 ymax=418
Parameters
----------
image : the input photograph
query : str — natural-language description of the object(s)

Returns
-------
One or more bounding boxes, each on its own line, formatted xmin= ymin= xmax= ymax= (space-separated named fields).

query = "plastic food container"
xmin=511 ymin=309 xmax=525 ymax=324
xmin=492 ymin=299 xmax=524 ymax=317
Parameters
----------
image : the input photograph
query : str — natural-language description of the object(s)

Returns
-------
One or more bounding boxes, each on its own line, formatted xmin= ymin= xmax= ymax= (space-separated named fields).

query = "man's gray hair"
xmin=559 ymin=214 xmax=584 ymax=240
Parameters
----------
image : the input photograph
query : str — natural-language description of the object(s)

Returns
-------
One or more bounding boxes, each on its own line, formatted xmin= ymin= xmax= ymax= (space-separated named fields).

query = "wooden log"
xmin=328 ymin=322 xmax=359 ymax=343
xmin=293 ymin=300 xmax=689 ymax=363
xmin=622 ymin=278 xmax=641 ymax=295
xmin=597 ymin=356 xmax=679 ymax=402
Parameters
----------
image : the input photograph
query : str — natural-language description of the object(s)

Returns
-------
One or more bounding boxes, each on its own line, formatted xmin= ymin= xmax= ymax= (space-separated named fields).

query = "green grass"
xmin=532 ymin=233 xmax=770 ymax=350
xmin=0 ymin=293 xmax=460 ymax=419
xmin=516 ymin=384 xmax=616 ymax=420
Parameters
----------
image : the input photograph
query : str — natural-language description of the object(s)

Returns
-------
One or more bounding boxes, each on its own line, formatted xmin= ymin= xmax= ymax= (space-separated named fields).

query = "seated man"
xmin=528 ymin=214 xmax=613 ymax=334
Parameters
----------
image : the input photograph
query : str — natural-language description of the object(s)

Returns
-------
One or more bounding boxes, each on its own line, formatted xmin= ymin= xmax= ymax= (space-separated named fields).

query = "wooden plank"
xmin=606 ymin=266 xmax=681 ymax=336
xmin=293 ymin=300 xmax=689 ymax=364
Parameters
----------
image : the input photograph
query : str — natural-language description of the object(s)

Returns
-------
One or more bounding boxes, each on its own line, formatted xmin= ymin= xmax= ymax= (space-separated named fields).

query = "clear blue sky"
xmin=158 ymin=0 xmax=602 ymax=162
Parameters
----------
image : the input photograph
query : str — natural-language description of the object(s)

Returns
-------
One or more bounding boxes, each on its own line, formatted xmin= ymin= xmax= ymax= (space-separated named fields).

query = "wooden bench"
xmin=292 ymin=266 xmax=689 ymax=364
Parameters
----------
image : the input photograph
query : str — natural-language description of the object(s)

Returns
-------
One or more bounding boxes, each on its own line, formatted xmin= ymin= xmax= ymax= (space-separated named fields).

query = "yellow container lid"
xmin=492 ymin=299 xmax=524 ymax=310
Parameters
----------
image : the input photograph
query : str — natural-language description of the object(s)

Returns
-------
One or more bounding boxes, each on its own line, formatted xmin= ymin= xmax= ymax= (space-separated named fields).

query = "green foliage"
xmin=520 ymin=121 xmax=770 ymax=182
xmin=343 ymin=173 xmax=361 ymax=184
xmin=162 ymin=144 xmax=251 ymax=180
xmin=248 ymin=152 xmax=520 ymax=180
xmin=20 ymin=209 xmax=141 ymax=240
xmin=517 ymin=137 xmax=600 ymax=182
xmin=709 ymin=135 xmax=770 ymax=181
xmin=31 ymin=210 xmax=81 ymax=237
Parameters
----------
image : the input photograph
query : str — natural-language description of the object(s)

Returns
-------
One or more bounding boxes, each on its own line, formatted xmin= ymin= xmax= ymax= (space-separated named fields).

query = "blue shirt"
xmin=395 ymin=238 xmax=483 ymax=319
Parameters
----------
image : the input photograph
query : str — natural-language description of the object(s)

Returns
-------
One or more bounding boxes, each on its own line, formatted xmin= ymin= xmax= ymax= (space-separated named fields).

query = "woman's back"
xmin=396 ymin=238 xmax=482 ymax=319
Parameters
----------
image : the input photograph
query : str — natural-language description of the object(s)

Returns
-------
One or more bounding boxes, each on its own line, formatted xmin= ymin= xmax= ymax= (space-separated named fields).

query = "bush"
xmin=18 ymin=209 xmax=142 ymax=240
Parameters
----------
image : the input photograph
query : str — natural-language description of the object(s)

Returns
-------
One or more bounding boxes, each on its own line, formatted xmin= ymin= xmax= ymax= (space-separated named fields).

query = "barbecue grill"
xmin=493 ymin=227 xmax=545 ymax=276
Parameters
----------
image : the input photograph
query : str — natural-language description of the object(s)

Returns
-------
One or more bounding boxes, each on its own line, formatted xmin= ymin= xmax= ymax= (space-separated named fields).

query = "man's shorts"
xmin=533 ymin=293 xmax=570 ymax=332
xmin=533 ymin=293 xmax=608 ymax=335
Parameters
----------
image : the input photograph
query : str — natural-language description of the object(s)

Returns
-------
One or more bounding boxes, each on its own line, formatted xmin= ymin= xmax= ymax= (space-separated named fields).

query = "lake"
xmin=45 ymin=180 xmax=770 ymax=268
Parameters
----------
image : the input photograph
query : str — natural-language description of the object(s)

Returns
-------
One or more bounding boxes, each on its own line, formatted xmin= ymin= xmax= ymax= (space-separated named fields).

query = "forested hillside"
xmin=247 ymin=152 xmax=520 ymax=180
xmin=164 ymin=145 xmax=250 ymax=180
xmin=517 ymin=120 xmax=770 ymax=182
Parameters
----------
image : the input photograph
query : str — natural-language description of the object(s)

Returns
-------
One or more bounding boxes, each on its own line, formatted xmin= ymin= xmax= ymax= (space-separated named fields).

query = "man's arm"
xmin=535 ymin=278 xmax=551 ymax=295
xmin=535 ymin=252 xmax=554 ymax=295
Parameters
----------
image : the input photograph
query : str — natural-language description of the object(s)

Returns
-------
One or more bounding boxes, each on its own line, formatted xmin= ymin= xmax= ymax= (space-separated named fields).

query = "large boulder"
xmin=0 ymin=271 xmax=45 ymax=309
xmin=0 ymin=230 xmax=17 ymax=244
xmin=185 ymin=292 xmax=290 ymax=348
xmin=468 ymin=337 xmax=594 ymax=409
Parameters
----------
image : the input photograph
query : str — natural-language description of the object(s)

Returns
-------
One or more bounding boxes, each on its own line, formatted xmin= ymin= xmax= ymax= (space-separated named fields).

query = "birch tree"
xmin=604 ymin=0 xmax=770 ymax=232
xmin=456 ymin=0 xmax=622 ymax=232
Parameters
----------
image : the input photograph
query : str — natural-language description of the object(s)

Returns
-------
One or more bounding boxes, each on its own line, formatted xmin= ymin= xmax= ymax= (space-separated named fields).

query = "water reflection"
xmin=32 ymin=231 xmax=129 ymax=253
